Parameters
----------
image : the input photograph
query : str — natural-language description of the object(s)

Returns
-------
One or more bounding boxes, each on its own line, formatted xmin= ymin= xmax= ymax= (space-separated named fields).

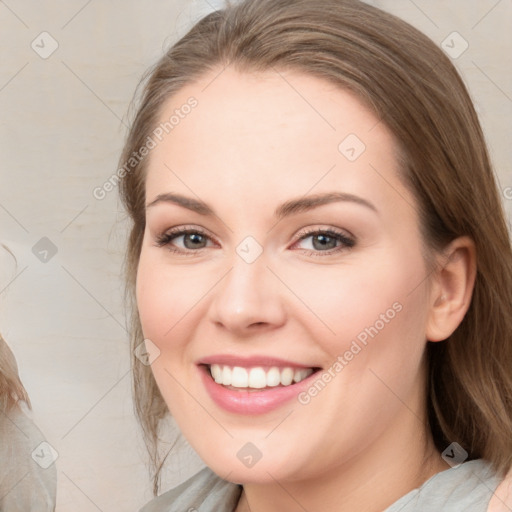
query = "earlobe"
xmin=426 ymin=236 xmax=477 ymax=342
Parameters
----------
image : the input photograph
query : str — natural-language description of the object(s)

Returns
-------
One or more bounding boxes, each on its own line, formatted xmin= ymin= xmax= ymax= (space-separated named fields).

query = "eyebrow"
xmin=145 ymin=191 xmax=378 ymax=218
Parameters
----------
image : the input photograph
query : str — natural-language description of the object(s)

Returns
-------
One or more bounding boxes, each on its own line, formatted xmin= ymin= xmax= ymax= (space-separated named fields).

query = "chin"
xmin=193 ymin=439 xmax=310 ymax=484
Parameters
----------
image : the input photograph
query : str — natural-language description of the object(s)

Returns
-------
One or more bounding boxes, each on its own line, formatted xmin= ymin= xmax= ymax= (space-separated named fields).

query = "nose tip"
xmin=208 ymin=260 xmax=286 ymax=335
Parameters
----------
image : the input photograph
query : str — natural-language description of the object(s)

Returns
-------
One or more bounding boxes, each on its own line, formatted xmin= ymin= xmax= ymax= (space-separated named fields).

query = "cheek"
xmin=323 ymin=257 xmax=429 ymax=419
xmin=136 ymin=249 xmax=207 ymax=344
xmin=135 ymin=250 xmax=200 ymax=413
xmin=136 ymin=254 xmax=168 ymax=341
xmin=276 ymin=246 xmax=429 ymax=360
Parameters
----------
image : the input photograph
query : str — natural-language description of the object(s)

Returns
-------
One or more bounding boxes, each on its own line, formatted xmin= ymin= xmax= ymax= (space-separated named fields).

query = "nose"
xmin=207 ymin=255 xmax=286 ymax=336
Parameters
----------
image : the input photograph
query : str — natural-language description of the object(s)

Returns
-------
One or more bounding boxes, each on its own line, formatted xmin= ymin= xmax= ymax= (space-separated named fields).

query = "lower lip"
xmin=199 ymin=366 xmax=318 ymax=415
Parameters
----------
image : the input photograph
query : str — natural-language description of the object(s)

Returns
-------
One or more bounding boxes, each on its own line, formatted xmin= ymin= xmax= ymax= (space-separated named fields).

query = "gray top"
xmin=140 ymin=458 xmax=501 ymax=512
xmin=0 ymin=404 xmax=57 ymax=511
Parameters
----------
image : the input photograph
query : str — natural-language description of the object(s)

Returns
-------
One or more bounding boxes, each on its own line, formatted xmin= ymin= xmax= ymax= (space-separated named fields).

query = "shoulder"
xmin=0 ymin=404 xmax=57 ymax=511
xmin=139 ymin=466 xmax=242 ymax=512
xmin=386 ymin=459 xmax=502 ymax=512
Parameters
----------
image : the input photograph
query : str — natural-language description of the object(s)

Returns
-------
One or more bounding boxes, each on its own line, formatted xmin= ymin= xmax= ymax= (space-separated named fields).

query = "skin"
xmin=488 ymin=469 xmax=512 ymax=511
xmin=136 ymin=67 xmax=477 ymax=511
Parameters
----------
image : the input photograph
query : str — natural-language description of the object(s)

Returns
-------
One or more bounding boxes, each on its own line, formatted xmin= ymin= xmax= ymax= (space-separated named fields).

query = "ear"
xmin=426 ymin=236 xmax=476 ymax=342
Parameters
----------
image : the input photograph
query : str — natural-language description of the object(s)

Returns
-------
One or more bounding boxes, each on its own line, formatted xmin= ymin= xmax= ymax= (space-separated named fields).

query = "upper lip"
xmin=197 ymin=354 xmax=319 ymax=369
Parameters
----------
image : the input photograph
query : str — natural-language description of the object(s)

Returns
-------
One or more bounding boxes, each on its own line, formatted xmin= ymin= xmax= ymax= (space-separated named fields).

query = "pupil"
xmin=185 ymin=233 xmax=205 ymax=249
xmin=313 ymin=234 xmax=336 ymax=250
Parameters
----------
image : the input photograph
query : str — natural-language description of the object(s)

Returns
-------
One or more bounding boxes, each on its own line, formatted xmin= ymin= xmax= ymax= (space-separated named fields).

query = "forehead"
xmin=144 ymin=66 xmax=407 ymax=214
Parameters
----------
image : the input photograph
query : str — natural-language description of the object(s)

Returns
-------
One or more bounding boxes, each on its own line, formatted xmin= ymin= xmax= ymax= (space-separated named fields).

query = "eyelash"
xmin=154 ymin=225 xmax=355 ymax=257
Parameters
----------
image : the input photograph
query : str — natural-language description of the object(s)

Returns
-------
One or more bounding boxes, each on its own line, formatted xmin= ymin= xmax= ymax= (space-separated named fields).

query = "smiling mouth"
xmin=204 ymin=364 xmax=321 ymax=391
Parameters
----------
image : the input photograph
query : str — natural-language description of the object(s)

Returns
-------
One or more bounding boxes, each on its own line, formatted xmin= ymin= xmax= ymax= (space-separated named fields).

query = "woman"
xmin=118 ymin=0 xmax=512 ymax=510
xmin=0 ymin=334 xmax=56 ymax=510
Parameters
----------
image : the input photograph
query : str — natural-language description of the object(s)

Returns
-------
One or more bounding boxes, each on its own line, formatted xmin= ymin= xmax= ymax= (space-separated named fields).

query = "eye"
xmin=292 ymin=228 xmax=355 ymax=256
xmin=154 ymin=226 xmax=216 ymax=254
xmin=154 ymin=225 xmax=355 ymax=257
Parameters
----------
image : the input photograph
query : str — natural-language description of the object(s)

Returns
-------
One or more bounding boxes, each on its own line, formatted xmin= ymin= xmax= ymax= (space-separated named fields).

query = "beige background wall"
xmin=1 ymin=1 xmax=510 ymax=510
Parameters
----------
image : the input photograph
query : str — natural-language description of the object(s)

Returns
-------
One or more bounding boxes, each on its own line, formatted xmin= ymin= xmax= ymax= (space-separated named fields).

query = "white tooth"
xmin=248 ymin=367 xmax=267 ymax=388
xmin=221 ymin=365 xmax=232 ymax=386
xmin=280 ymin=367 xmax=294 ymax=386
xmin=266 ymin=367 xmax=281 ymax=387
xmin=211 ymin=364 xmax=222 ymax=383
xmin=293 ymin=368 xmax=304 ymax=383
xmin=231 ymin=366 xmax=249 ymax=387
xmin=295 ymin=368 xmax=314 ymax=383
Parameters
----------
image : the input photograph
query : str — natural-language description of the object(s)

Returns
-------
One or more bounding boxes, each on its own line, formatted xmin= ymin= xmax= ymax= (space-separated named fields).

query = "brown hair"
xmin=118 ymin=0 xmax=512 ymax=493
xmin=0 ymin=334 xmax=30 ymax=412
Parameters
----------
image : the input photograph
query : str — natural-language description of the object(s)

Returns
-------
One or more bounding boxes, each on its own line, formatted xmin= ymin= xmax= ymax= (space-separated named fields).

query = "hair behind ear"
xmin=0 ymin=334 xmax=30 ymax=412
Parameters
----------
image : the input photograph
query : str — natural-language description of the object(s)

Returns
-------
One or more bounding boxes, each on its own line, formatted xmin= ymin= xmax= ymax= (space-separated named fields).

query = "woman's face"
xmin=136 ymin=67 xmax=435 ymax=483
